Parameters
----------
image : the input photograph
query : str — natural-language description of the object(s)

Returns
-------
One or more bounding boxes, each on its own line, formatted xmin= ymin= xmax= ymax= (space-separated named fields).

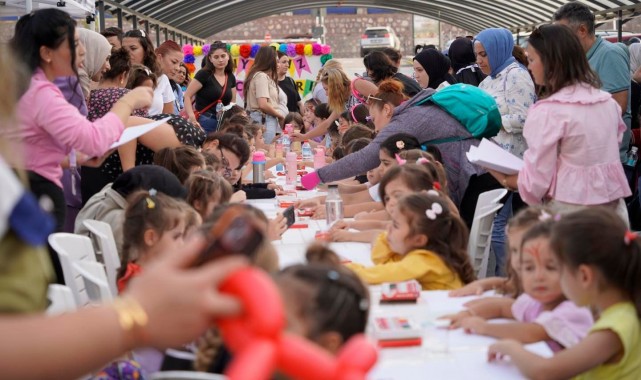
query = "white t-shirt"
xmin=368 ymin=183 xmax=381 ymax=202
xmin=148 ymin=74 xmax=175 ymax=116
xmin=277 ymin=87 xmax=288 ymax=117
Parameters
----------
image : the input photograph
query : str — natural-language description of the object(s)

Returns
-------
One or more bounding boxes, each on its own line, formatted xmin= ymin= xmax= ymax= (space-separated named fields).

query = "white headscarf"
xmin=78 ymin=28 xmax=112 ymax=98
xmin=629 ymin=43 xmax=641 ymax=77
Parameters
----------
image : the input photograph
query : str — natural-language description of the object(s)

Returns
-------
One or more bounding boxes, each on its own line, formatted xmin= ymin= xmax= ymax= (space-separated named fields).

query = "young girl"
xmin=345 ymin=192 xmax=475 ymax=290
xmin=488 ymin=207 xmax=641 ymax=378
xmin=330 ymin=163 xmax=436 ymax=243
xmin=153 ymin=146 xmax=205 ymax=184
xmin=118 ymin=190 xmax=187 ymax=292
xmin=449 ymin=206 xmax=552 ymax=298
xmin=185 ymin=170 xmax=232 ymax=219
xmin=447 ymin=221 xmax=594 ymax=353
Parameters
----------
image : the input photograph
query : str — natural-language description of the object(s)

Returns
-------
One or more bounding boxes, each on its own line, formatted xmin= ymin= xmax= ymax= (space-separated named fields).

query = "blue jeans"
xmin=491 ymin=193 xmax=513 ymax=277
xmin=249 ymin=111 xmax=280 ymax=144
xmin=198 ymin=112 xmax=218 ymax=134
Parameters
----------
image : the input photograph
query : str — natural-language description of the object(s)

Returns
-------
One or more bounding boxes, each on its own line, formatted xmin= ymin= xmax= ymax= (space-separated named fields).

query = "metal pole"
xmin=179 ymin=34 xmax=183 ymax=45
xmin=26 ymin=0 xmax=32 ymax=13
xmin=156 ymin=25 xmax=161 ymax=47
xmin=132 ymin=15 xmax=138 ymax=30
xmin=618 ymin=10 xmax=623 ymax=42
xmin=171 ymin=30 xmax=176 ymax=41
xmin=145 ymin=20 xmax=150 ymax=35
xmin=116 ymin=8 xmax=123 ymax=30
xmin=97 ymin=1 xmax=105 ymax=32
xmin=164 ymin=28 xmax=168 ymax=42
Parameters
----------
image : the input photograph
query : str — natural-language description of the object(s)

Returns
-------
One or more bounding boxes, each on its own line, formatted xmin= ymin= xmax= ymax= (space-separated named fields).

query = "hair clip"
xmin=396 ymin=140 xmax=405 ymax=150
xmin=554 ymin=213 xmax=562 ymax=222
xmin=425 ymin=202 xmax=443 ymax=220
xmin=395 ymin=153 xmax=407 ymax=165
xmin=145 ymin=197 xmax=155 ymax=209
xmin=365 ymin=116 xmax=372 ymax=121
xmin=327 ymin=270 xmax=340 ymax=281
xmin=426 ymin=189 xmax=439 ymax=197
xmin=148 ymin=188 xmax=157 ymax=197
xmin=624 ymin=230 xmax=637 ymax=246
xmin=359 ymin=298 xmax=369 ymax=311
xmin=539 ymin=210 xmax=552 ymax=221
xmin=139 ymin=29 xmax=146 ymax=38
xmin=433 ymin=181 xmax=441 ymax=191
xmin=416 ymin=157 xmax=430 ymax=165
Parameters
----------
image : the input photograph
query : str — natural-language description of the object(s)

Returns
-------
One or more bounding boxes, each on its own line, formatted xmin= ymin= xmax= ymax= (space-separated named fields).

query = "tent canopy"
xmin=0 ymin=0 xmax=94 ymax=19
xmin=106 ymin=0 xmax=641 ymax=39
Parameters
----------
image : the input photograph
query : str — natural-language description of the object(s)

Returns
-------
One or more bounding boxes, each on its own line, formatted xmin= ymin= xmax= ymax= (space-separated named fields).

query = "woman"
xmin=122 ymin=29 xmax=175 ymax=115
xmin=78 ymin=28 xmax=113 ymax=99
xmin=412 ymin=48 xmax=457 ymax=90
xmin=10 ymin=9 xmax=153 ymax=232
xmin=293 ymin=65 xmax=377 ymax=142
xmin=244 ymin=46 xmax=282 ymax=144
xmin=490 ymin=25 xmax=631 ymax=219
xmin=363 ymin=51 xmax=421 ymax=97
xmin=448 ymin=38 xmax=486 ymax=86
xmin=277 ymin=51 xmax=302 ymax=113
xmin=475 ymin=27 xmax=536 ymax=275
xmin=183 ymin=41 xmax=236 ymax=133
xmin=155 ymin=40 xmax=184 ymax=115
xmin=311 ymin=59 xmax=342 ymax=104
xmin=177 ymin=62 xmax=190 ymax=91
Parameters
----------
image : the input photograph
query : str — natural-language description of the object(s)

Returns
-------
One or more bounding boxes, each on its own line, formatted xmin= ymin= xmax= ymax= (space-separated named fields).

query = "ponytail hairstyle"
xmin=185 ymin=170 xmax=232 ymax=218
xmin=379 ymin=133 xmax=421 ymax=158
xmin=126 ymin=64 xmax=157 ymax=89
xmin=399 ymin=149 xmax=448 ymax=194
xmin=550 ymin=207 xmax=641 ymax=317
xmin=102 ymin=47 xmax=131 ymax=82
xmin=367 ymin=79 xmax=406 ymax=110
xmin=378 ymin=164 xmax=435 ymax=206
xmin=119 ymin=190 xmax=187 ymax=278
xmin=397 ymin=192 xmax=476 ymax=284
xmin=153 ymin=146 xmax=205 ymax=184
xmin=321 ymin=67 xmax=351 ymax=114
xmin=122 ymin=29 xmax=160 ymax=75
xmin=276 ymin=263 xmax=370 ymax=347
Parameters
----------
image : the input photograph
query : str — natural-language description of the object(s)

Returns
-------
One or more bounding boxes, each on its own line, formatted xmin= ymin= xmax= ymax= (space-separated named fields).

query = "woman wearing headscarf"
xmin=78 ymin=28 xmax=113 ymax=99
xmin=448 ymin=38 xmax=486 ymax=86
xmin=412 ymin=48 xmax=457 ymax=90
xmin=474 ymin=27 xmax=536 ymax=276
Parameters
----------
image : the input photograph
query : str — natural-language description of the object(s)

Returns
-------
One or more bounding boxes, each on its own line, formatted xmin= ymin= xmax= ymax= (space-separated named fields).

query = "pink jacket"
xmin=518 ymin=83 xmax=631 ymax=205
xmin=14 ymin=69 xmax=124 ymax=187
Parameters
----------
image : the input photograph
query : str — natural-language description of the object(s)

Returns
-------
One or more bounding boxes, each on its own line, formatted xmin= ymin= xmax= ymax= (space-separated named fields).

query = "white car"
xmin=360 ymin=26 xmax=401 ymax=57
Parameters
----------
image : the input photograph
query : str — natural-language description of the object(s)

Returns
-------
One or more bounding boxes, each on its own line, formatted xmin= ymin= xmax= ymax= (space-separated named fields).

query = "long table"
xmin=246 ymin=182 xmax=551 ymax=379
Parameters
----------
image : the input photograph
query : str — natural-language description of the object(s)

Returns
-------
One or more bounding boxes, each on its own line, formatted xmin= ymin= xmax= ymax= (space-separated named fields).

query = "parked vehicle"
xmin=360 ymin=26 xmax=401 ymax=57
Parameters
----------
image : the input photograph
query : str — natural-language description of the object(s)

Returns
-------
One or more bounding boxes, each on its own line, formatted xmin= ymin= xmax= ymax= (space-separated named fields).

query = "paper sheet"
xmin=109 ymin=117 xmax=171 ymax=149
xmin=467 ymin=138 xmax=524 ymax=175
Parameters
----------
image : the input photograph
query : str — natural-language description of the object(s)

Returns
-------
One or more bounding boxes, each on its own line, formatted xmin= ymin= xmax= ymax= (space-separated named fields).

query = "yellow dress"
xmin=575 ymin=302 xmax=641 ymax=380
xmin=344 ymin=232 xmax=463 ymax=290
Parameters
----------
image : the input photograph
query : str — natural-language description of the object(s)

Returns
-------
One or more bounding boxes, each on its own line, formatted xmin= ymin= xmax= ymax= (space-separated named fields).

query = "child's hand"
xmin=268 ymin=213 xmax=288 ymax=240
xmin=449 ymin=282 xmax=486 ymax=297
xmin=311 ymin=205 xmax=326 ymax=220
xmin=459 ymin=316 xmax=488 ymax=335
xmin=330 ymin=220 xmax=350 ymax=231
xmin=267 ymin=183 xmax=283 ymax=191
xmin=329 ymin=229 xmax=353 ymax=242
xmin=488 ymin=339 xmax=522 ymax=362
xmin=295 ymin=197 xmax=321 ymax=209
xmin=439 ymin=310 xmax=474 ymax=329
xmin=353 ymin=211 xmax=370 ymax=220
xmin=230 ymin=190 xmax=246 ymax=203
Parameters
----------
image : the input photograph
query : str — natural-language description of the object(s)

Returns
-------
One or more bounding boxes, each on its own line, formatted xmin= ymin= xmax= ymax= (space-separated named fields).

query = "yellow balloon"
xmin=304 ymin=44 xmax=313 ymax=56
xmin=270 ymin=42 xmax=280 ymax=50
xmin=193 ymin=45 xmax=203 ymax=56
xmin=230 ymin=44 xmax=240 ymax=58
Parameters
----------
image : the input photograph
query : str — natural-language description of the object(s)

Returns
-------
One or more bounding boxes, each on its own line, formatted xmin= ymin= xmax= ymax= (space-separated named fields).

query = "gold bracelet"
xmin=112 ymin=296 xmax=149 ymax=343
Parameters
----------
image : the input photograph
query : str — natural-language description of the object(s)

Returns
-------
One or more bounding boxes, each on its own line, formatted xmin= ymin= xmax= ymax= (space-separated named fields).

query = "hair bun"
xmin=377 ymin=79 xmax=404 ymax=96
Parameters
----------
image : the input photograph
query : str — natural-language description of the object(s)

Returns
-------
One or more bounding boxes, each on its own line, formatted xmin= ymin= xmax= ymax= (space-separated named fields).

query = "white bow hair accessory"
xmin=425 ymin=202 xmax=443 ymax=220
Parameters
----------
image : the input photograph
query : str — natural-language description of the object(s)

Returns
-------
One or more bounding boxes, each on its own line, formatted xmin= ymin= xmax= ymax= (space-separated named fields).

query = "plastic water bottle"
xmin=325 ymin=184 xmax=343 ymax=227
xmin=252 ymin=151 xmax=266 ymax=183
xmin=275 ymin=134 xmax=283 ymax=158
xmin=627 ymin=146 xmax=639 ymax=167
xmin=302 ymin=141 xmax=313 ymax=161
xmin=215 ymin=100 xmax=223 ymax=113
xmin=282 ymin=132 xmax=291 ymax=155
xmin=285 ymin=151 xmax=297 ymax=187
xmin=314 ymin=147 xmax=326 ymax=170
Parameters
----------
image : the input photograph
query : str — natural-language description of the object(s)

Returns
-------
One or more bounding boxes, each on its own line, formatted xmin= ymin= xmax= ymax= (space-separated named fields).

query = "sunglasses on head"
xmin=124 ymin=29 xmax=146 ymax=39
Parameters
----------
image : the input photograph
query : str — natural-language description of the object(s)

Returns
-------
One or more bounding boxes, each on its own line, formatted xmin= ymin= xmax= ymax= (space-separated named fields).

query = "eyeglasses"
xmin=365 ymin=94 xmax=382 ymax=105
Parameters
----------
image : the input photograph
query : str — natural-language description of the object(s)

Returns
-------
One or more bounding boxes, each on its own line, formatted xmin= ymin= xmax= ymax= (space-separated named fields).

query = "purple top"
xmin=316 ymin=89 xmax=485 ymax=205
xmin=512 ymin=293 xmax=594 ymax=352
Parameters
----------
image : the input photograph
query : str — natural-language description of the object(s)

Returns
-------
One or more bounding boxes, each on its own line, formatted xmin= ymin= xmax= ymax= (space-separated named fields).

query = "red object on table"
xmin=377 ymin=338 xmax=423 ymax=348
xmin=290 ymin=223 xmax=309 ymax=229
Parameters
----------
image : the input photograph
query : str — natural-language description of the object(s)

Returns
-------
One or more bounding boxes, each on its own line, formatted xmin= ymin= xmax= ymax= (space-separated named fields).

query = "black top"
xmin=455 ymin=66 xmax=486 ymax=87
xmin=278 ymin=76 xmax=301 ymax=113
xmin=393 ymin=73 xmax=422 ymax=98
xmin=194 ymin=69 xmax=237 ymax=111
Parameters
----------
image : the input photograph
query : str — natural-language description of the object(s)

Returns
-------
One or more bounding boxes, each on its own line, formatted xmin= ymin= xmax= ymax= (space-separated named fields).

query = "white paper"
xmin=109 ymin=117 xmax=171 ymax=149
xmin=467 ymin=138 xmax=524 ymax=175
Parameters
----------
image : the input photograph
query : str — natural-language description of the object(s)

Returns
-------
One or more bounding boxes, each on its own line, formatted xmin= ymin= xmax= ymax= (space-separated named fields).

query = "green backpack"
xmin=415 ymin=83 xmax=502 ymax=144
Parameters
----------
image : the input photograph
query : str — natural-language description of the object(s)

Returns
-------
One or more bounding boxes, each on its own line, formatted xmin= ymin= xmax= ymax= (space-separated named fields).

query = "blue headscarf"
xmin=475 ymin=28 xmax=516 ymax=78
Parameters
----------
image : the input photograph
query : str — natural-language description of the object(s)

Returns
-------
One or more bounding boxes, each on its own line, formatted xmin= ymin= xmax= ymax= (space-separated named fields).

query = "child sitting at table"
xmin=185 ymin=170 xmax=232 ymax=219
xmin=449 ymin=206 xmax=553 ymax=298
xmin=117 ymin=190 xmax=188 ymax=292
xmin=345 ymin=192 xmax=475 ymax=290
xmin=489 ymin=208 xmax=640 ymax=379
xmin=447 ymin=220 xmax=593 ymax=352
xmin=330 ymin=163 xmax=437 ymax=243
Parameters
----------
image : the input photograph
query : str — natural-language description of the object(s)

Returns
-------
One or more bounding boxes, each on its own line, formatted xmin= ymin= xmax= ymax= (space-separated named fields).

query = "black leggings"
xmin=27 ymin=171 xmax=65 ymax=284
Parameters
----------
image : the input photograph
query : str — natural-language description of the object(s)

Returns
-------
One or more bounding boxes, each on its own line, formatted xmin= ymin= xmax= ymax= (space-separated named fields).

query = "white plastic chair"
xmin=72 ymin=261 xmax=113 ymax=305
xmin=83 ymin=219 xmax=121 ymax=295
xmin=48 ymin=233 xmax=98 ymax=306
xmin=46 ymin=284 xmax=77 ymax=315
xmin=473 ymin=188 xmax=508 ymax=216
xmin=467 ymin=203 xmax=504 ymax=279
xmin=148 ymin=372 xmax=228 ymax=380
